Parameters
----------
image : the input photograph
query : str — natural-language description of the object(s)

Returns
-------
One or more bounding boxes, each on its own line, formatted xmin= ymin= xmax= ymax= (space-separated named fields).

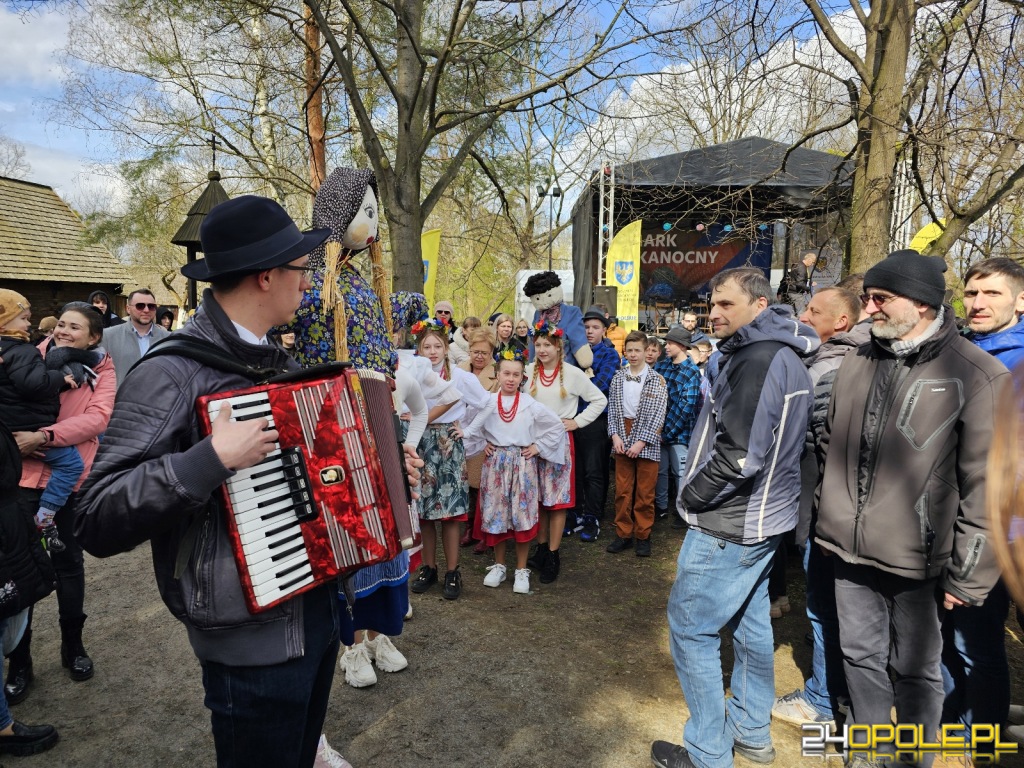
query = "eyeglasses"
xmin=134 ymin=303 xmax=158 ymax=311
xmin=860 ymin=293 xmax=901 ymax=308
xmin=436 ymin=310 xmax=452 ymax=316
xmin=279 ymin=264 xmax=315 ymax=282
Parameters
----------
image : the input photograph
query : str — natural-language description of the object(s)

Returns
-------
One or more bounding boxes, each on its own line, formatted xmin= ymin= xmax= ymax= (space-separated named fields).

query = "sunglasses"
xmin=859 ymin=293 xmax=900 ymax=308
xmin=279 ymin=264 xmax=315 ymax=282
xmin=134 ymin=303 xmax=158 ymax=311
xmin=436 ymin=310 xmax=452 ymax=315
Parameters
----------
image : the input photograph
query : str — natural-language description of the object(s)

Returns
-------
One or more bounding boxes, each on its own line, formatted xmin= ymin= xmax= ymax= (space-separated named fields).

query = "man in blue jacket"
xmin=941 ymin=256 xmax=1024 ymax=747
xmin=652 ymin=268 xmax=818 ymax=768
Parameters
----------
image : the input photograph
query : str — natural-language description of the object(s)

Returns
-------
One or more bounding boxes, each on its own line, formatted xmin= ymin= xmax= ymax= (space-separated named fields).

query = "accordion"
xmin=197 ymin=365 xmax=420 ymax=614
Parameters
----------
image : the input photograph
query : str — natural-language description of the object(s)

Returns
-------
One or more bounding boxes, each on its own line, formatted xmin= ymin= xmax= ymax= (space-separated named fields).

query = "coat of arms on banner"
xmin=422 ymin=259 xmax=430 ymax=282
xmin=614 ymin=260 xmax=634 ymax=285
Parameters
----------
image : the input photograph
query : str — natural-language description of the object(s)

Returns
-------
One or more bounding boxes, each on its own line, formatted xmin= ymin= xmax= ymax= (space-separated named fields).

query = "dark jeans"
xmin=17 ymin=488 xmax=85 ymax=622
xmin=202 ymin=586 xmax=339 ymax=768
xmin=940 ymin=578 xmax=1010 ymax=748
xmin=573 ymin=413 xmax=610 ymax=521
xmin=834 ymin=559 xmax=942 ymax=766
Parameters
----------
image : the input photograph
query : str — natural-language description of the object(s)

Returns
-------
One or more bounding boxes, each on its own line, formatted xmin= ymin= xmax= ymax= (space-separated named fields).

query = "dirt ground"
xmin=11 ymin=514 xmax=1024 ymax=767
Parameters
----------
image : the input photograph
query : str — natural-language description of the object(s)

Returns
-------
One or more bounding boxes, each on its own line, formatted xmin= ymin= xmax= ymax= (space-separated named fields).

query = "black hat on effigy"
xmin=182 ymin=195 xmax=331 ymax=281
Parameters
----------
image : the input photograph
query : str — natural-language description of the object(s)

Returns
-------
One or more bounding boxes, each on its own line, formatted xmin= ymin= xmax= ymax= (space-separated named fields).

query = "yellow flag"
xmin=909 ymin=219 xmax=946 ymax=254
xmin=421 ymin=229 xmax=441 ymax=307
xmin=604 ymin=220 xmax=643 ymax=331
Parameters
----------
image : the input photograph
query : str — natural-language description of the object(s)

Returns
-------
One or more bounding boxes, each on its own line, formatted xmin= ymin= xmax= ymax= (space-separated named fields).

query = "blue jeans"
xmin=656 ymin=443 xmax=688 ymax=511
xmin=801 ymin=543 xmax=847 ymax=718
xmin=667 ymin=529 xmax=782 ymax=768
xmin=940 ymin=578 xmax=1010 ymax=748
xmin=38 ymin=445 xmax=83 ymax=513
xmin=201 ymin=587 xmax=339 ymax=767
xmin=0 ymin=617 xmax=10 ymax=731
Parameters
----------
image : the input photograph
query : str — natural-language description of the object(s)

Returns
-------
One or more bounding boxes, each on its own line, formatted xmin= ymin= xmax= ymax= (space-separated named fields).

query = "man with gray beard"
xmin=814 ymin=250 xmax=1009 ymax=767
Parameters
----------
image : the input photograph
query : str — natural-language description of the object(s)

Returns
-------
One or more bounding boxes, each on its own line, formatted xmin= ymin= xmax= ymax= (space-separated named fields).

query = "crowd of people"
xmin=1 ymin=188 xmax=1023 ymax=768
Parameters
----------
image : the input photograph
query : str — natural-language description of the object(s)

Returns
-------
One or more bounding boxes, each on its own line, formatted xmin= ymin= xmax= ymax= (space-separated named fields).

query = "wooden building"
xmin=0 ymin=176 xmax=131 ymax=320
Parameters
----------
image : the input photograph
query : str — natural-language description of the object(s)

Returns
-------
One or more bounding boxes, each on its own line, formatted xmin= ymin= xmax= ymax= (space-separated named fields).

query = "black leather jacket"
xmin=75 ymin=290 xmax=323 ymax=665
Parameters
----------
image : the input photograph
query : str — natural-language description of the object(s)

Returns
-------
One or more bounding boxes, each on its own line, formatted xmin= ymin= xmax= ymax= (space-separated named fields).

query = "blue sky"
xmin=0 ymin=2 xmax=114 ymax=201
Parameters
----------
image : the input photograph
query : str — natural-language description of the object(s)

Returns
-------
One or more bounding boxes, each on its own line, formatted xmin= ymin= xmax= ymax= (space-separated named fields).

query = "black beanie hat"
xmin=863 ymin=249 xmax=947 ymax=308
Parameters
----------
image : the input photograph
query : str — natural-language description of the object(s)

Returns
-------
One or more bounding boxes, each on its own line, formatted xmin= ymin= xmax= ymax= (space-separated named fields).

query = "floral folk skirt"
xmin=479 ymin=446 xmax=540 ymax=546
xmin=537 ymin=431 xmax=575 ymax=510
xmin=417 ymin=423 xmax=469 ymax=522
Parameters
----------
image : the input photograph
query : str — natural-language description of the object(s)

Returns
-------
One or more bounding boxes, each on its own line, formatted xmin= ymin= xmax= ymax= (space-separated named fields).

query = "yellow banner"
xmin=909 ymin=219 xmax=945 ymax=254
xmin=421 ymin=229 xmax=441 ymax=306
xmin=604 ymin=220 xmax=643 ymax=331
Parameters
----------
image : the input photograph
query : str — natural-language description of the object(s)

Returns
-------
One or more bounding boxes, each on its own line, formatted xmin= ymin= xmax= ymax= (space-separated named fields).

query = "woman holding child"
xmin=11 ymin=301 xmax=116 ymax=700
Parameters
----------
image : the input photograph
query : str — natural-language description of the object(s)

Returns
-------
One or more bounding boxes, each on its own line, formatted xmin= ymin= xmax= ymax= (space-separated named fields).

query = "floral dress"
xmin=291 ymin=265 xmax=398 ymax=373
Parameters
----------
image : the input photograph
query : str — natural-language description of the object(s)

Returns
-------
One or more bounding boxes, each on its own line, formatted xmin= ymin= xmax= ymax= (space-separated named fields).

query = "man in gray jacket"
xmin=774 ymin=286 xmax=866 ymax=727
xmin=101 ymin=287 xmax=169 ymax=389
xmin=652 ymin=268 xmax=818 ymax=768
xmin=816 ymin=250 xmax=1010 ymax=765
xmin=76 ymin=196 xmax=337 ymax=767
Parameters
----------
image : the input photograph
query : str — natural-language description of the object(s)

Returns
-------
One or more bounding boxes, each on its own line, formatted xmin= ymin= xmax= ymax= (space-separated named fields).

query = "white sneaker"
xmin=365 ymin=633 xmax=408 ymax=673
xmin=513 ymin=568 xmax=530 ymax=594
xmin=340 ymin=642 xmax=377 ymax=688
xmin=314 ymin=735 xmax=353 ymax=768
xmin=404 ymin=602 xmax=413 ymax=620
xmin=483 ymin=563 xmax=507 ymax=587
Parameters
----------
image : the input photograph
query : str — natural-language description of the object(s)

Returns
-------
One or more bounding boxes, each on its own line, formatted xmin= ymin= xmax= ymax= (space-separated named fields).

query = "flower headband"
xmin=529 ymin=319 xmax=564 ymax=338
xmin=496 ymin=346 xmax=527 ymax=364
xmin=411 ymin=317 xmax=449 ymax=337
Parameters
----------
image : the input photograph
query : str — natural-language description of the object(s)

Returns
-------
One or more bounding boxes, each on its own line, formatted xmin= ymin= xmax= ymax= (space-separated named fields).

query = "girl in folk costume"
xmin=462 ymin=350 xmax=567 ymax=595
xmin=410 ymin=318 xmax=490 ymax=600
xmin=523 ymin=320 xmax=608 ymax=583
xmin=457 ymin=327 xmax=499 ymax=550
xmin=286 ymin=169 xmax=410 ymax=705
xmin=388 ymin=291 xmax=462 ymax=588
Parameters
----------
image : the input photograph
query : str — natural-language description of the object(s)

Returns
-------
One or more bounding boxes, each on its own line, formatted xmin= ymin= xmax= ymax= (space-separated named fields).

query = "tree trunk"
xmin=304 ymin=4 xmax=327 ymax=195
xmin=848 ymin=0 xmax=915 ymax=273
xmin=387 ymin=0 xmax=428 ymax=290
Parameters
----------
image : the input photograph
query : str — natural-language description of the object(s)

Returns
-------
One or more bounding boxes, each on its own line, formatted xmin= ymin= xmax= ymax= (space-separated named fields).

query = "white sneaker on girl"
xmin=513 ymin=568 xmax=531 ymax=594
xmin=314 ymin=735 xmax=353 ymax=768
xmin=365 ymin=634 xmax=408 ymax=672
xmin=483 ymin=563 xmax=507 ymax=588
xmin=340 ymin=642 xmax=377 ymax=688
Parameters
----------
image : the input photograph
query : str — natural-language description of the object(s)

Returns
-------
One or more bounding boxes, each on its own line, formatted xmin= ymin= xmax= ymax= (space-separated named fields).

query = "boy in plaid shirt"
xmin=606 ymin=330 xmax=667 ymax=557
xmin=654 ymin=327 xmax=703 ymax=523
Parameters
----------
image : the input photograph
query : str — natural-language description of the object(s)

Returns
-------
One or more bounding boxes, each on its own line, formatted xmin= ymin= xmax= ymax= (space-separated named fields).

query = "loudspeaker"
xmin=592 ymin=285 xmax=617 ymax=314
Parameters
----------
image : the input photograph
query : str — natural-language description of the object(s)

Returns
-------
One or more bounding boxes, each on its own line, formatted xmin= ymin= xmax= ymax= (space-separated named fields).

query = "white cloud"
xmin=0 ymin=5 xmax=69 ymax=87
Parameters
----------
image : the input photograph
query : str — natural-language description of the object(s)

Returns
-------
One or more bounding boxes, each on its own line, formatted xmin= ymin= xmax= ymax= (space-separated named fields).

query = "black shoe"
xmin=635 ymin=538 xmax=652 ymax=557
xmin=606 ymin=536 xmax=633 ymax=554
xmin=579 ymin=515 xmax=600 ymax=542
xmin=734 ymin=739 xmax=776 ymax=764
xmin=651 ymin=740 xmax=697 ymax=768
xmin=526 ymin=543 xmax=549 ymax=570
xmin=441 ymin=568 xmax=462 ymax=600
xmin=59 ymin=615 xmax=93 ymax=682
xmin=410 ymin=565 xmax=437 ymax=593
xmin=655 ymin=506 xmax=669 ymax=519
xmin=539 ymin=549 xmax=560 ymax=584
xmin=671 ymin=515 xmax=686 ymax=530
xmin=3 ymin=663 xmax=32 ymax=706
xmin=41 ymin=524 xmax=65 ymax=553
xmin=0 ymin=721 xmax=59 ymax=756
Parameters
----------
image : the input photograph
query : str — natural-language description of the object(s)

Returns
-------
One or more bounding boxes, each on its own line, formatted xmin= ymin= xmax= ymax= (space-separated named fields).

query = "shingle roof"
xmin=0 ymin=176 xmax=132 ymax=284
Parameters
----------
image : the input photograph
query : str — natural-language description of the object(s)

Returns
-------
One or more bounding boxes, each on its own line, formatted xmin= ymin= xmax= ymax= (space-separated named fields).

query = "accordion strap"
xmin=130 ymin=336 xmax=283 ymax=383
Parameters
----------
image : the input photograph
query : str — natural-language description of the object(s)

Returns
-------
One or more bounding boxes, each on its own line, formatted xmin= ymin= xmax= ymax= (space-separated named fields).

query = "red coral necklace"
xmin=498 ymin=392 xmax=520 ymax=422
xmin=538 ymin=363 xmax=559 ymax=387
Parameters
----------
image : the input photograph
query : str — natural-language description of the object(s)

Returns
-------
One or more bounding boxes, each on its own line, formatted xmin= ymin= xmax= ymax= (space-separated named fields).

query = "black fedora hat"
xmin=181 ymin=195 xmax=332 ymax=281
xmin=662 ymin=326 xmax=693 ymax=348
xmin=582 ymin=305 xmax=610 ymax=327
